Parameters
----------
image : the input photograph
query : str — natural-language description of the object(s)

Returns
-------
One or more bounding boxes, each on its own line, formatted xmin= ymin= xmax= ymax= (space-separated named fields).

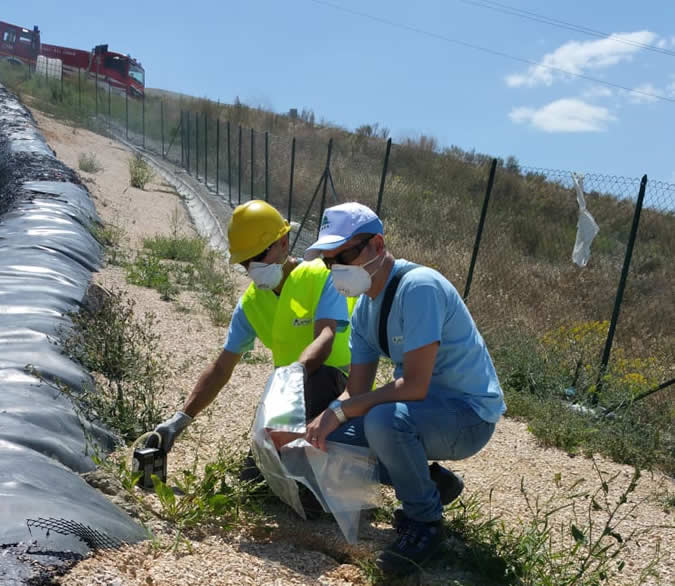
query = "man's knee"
xmin=363 ymin=402 xmax=406 ymax=440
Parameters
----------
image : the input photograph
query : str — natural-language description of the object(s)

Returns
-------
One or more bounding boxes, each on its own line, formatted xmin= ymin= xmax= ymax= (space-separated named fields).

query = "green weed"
xmin=129 ymin=153 xmax=154 ymax=189
xmin=78 ymin=152 xmax=103 ymax=173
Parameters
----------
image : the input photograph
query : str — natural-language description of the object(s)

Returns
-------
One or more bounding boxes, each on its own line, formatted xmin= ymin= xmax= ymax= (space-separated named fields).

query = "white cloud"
xmin=509 ymin=99 xmax=616 ymax=132
xmin=506 ymin=31 xmax=658 ymax=88
xmin=667 ymin=80 xmax=675 ymax=97
xmin=627 ymin=83 xmax=660 ymax=103
xmin=582 ymin=85 xmax=613 ymax=98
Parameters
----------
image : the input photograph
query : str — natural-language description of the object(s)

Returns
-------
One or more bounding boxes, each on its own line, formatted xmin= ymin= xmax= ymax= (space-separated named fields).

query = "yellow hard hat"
xmin=227 ymin=200 xmax=291 ymax=264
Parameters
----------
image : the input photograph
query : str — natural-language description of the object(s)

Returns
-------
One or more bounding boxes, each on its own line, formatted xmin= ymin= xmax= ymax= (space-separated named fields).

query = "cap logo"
xmin=319 ymin=215 xmax=332 ymax=233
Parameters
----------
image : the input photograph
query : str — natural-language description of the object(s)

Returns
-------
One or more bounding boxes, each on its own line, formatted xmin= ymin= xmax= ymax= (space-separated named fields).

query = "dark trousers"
xmin=304 ymin=365 xmax=347 ymax=420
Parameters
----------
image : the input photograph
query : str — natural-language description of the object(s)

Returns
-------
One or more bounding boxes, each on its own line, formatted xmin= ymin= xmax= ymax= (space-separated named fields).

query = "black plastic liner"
xmin=0 ymin=84 xmax=145 ymax=582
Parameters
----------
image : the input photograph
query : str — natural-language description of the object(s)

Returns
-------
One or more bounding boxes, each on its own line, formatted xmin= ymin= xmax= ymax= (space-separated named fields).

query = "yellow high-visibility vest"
xmin=241 ymin=259 xmax=353 ymax=370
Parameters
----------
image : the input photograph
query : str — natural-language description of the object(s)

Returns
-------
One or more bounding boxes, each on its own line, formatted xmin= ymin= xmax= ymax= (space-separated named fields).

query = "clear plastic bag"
xmin=572 ymin=173 xmax=599 ymax=267
xmin=251 ymin=364 xmax=381 ymax=543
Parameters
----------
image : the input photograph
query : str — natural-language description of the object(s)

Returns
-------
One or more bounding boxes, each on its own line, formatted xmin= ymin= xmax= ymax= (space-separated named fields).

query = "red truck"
xmin=0 ymin=19 xmax=144 ymax=97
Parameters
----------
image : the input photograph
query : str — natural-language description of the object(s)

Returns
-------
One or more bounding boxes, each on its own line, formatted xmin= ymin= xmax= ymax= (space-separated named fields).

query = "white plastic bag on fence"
xmin=572 ymin=173 xmax=600 ymax=267
xmin=250 ymin=363 xmax=381 ymax=543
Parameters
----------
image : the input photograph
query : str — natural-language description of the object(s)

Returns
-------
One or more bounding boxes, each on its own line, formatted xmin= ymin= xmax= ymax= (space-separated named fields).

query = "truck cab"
xmin=0 ymin=21 xmax=40 ymax=66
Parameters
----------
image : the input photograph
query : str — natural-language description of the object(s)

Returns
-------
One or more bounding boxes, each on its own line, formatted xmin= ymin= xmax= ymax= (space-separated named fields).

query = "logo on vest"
xmin=392 ymin=335 xmax=403 ymax=345
xmin=293 ymin=318 xmax=312 ymax=327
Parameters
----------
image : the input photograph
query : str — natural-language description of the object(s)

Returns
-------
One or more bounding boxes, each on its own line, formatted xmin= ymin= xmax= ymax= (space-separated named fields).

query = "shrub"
xmin=78 ymin=152 xmax=103 ymax=173
xmin=60 ymin=289 xmax=168 ymax=442
xmin=126 ymin=254 xmax=177 ymax=301
xmin=143 ymin=234 xmax=206 ymax=263
xmin=129 ymin=153 xmax=154 ymax=189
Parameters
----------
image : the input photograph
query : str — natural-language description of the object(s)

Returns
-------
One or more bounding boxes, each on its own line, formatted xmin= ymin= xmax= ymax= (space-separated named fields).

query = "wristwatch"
xmin=328 ymin=400 xmax=347 ymax=424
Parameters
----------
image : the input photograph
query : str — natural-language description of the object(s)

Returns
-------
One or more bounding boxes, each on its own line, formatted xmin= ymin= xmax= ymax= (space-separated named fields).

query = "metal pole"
xmin=227 ymin=121 xmax=232 ymax=204
xmin=291 ymin=171 xmax=327 ymax=254
xmin=161 ymin=100 xmax=165 ymax=157
xmin=250 ymin=128 xmax=255 ymax=199
xmin=464 ymin=158 xmax=498 ymax=301
xmin=180 ymin=111 xmax=184 ymax=167
xmin=376 ymin=138 xmax=392 ymax=216
xmin=107 ymin=82 xmax=111 ymax=135
xmin=596 ymin=175 xmax=649 ymax=394
xmin=265 ymin=131 xmax=269 ymax=202
xmin=95 ymin=58 xmax=98 ymax=117
xmin=187 ymin=111 xmax=191 ymax=175
xmin=238 ymin=125 xmax=242 ymax=204
xmin=216 ymin=119 xmax=220 ymax=196
xmin=317 ymin=139 xmax=334 ymax=238
xmin=204 ymin=113 xmax=208 ymax=186
xmin=142 ymin=93 xmax=145 ymax=149
xmin=196 ymin=112 xmax=200 ymax=181
xmin=288 ymin=137 xmax=296 ymax=222
xmin=78 ymin=68 xmax=81 ymax=110
xmin=125 ymin=87 xmax=128 ymax=139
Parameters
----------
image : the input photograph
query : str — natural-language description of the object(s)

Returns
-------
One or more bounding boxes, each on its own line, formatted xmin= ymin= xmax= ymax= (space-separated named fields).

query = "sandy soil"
xmin=28 ymin=109 xmax=674 ymax=586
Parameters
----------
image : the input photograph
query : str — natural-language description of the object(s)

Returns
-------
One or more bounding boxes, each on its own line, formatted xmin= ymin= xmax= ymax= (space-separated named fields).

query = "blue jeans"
xmin=327 ymin=389 xmax=496 ymax=523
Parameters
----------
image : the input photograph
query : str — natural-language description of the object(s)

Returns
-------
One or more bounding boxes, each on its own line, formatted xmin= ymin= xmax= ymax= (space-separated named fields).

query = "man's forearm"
xmin=298 ymin=327 xmax=334 ymax=374
xmin=183 ymin=353 xmax=237 ymax=417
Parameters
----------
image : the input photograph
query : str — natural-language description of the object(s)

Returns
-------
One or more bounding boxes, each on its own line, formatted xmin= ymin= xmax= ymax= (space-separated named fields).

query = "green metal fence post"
xmin=187 ymin=111 xmax=191 ymax=175
xmin=288 ymin=137 xmax=296 ymax=222
xmin=596 ymin=174 xmax=649 ymax=398
xmin=375 ymin=138 xmax=392 ymax=216
xmin=464 ymin=158 xmax=498 ymax=301
xmin=317 ymin=138 xmax=334 ymax=238
xmin=250 ymin=128 xmax=255 ymax=199
xmin=264 ymin=131 xmax=269 ymax=202
xmin=238 ymin=125 xmax=242 ymax=204
xmin=161 ymin=100 xmax=165 ymax=157
xmin=196 ymin=112 xmax=200 ymax=181
xmin=216 ymin=119 xmax=220 ymax=196
xmin=227 ymin=121 xmax=232 ymax=204
xmin=142 ymin=93 xmax=145 ymax=148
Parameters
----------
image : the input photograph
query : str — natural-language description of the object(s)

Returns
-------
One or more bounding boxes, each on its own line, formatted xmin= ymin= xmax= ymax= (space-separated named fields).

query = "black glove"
xmin=145 ymin=411 xmax=192 ymax=452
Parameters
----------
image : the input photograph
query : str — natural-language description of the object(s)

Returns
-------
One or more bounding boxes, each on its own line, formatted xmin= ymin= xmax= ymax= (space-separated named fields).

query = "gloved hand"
xmin=145 ymin=411 xmax=192 ymax=453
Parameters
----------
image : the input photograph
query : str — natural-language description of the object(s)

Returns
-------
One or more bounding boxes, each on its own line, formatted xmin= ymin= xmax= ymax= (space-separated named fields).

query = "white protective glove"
xmin=147 ymin=411 xmax=192 ymax=452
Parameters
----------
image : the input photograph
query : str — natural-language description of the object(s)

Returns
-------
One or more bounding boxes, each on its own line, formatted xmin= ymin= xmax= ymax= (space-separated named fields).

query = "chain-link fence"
xmin=4 ymin=66 xmax=672 ymax=393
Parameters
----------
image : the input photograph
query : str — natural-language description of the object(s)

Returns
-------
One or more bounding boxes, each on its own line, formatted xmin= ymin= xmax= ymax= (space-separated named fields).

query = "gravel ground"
xmin=29 ymin=109 xmax=674 ymax=586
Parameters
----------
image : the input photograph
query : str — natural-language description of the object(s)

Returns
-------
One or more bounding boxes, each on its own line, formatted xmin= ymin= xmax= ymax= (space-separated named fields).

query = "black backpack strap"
xmin=378 ymin=264 xmax=420 ymax=357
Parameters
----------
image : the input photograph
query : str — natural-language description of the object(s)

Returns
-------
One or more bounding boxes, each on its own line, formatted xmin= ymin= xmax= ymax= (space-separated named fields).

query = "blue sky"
xmin=6 ymin=1 xmax=675 ymax=184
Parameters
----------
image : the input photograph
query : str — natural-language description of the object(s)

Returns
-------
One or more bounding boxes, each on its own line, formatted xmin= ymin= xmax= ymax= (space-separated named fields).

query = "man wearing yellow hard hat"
xmin=148 ymin=201 xmax=351 ymax=500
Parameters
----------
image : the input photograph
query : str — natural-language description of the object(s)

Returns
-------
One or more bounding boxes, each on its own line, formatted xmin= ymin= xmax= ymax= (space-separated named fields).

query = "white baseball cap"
xmin=304 ymin=202 xmax=383 ymax=260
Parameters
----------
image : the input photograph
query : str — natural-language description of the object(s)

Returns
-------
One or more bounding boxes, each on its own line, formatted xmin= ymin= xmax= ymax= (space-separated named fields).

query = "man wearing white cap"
xmin=304 ymin=202 xmax=506 ymax=576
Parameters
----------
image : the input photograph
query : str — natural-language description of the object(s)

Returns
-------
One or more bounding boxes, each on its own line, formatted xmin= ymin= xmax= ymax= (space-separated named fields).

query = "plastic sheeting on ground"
xmin=0 ymin=83 xmax=145 ymax=582
xmin=251 ymin=364 xmax=381 ymax=544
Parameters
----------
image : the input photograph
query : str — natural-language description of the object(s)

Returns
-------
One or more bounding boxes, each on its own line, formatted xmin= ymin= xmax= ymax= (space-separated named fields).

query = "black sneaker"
xmin=430 ymin=462 xmax=464 ymax=505
xmin=298 ymin=484 xmax=325 ymax=520
xmin=392 ymin=463 xmax=464 ymax=531
xmin=376 ymin=517 xmax=444 ymax=575
xmin=238 ymin=452 xmax=264 ymax=484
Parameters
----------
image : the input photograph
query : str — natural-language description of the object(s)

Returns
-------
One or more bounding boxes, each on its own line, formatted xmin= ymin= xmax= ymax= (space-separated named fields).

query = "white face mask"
xmin=331 ymin=254 xmax=382 ymax=297
xmin=248 ymin=258 xmax=286 ymax=290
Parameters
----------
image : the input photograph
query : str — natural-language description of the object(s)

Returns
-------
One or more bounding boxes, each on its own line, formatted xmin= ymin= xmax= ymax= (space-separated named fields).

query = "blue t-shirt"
xmin=224 ymin=272 xmax=349 ymax=354
xmin=350 ymin=259 xmax=506 ymax=423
